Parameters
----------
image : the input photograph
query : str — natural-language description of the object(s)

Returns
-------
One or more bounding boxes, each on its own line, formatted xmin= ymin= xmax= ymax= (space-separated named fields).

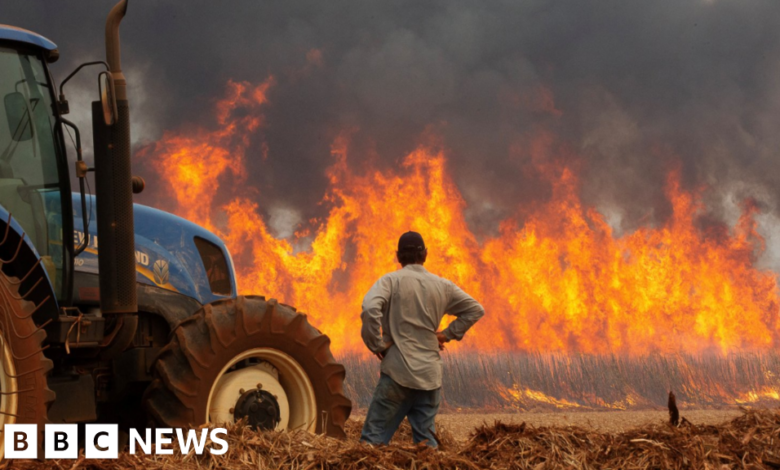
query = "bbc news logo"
xmin=4 ymin=424 xmax=229 ymax=459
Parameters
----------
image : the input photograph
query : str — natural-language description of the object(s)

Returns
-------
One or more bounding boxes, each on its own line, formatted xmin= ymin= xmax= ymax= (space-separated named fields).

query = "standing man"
xmin=360 ymin=231 xmax=485 ymax=447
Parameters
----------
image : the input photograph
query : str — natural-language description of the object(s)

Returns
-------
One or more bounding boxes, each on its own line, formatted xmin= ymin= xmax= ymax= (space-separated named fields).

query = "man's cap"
xmin=398 ymin=231 xmax=426 ymax=252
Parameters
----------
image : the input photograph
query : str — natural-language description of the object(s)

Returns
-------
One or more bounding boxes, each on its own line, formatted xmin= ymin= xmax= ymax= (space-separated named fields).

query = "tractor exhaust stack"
xmin=93 ymin=0 xmax=137 ymax=314
xmin=105 ymin=0 xmax=128 ymax=100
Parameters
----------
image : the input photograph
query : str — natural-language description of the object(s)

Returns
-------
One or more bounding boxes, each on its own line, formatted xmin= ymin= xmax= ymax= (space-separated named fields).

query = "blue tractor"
xmin=0 ymin=0 xmax=351 ymax=456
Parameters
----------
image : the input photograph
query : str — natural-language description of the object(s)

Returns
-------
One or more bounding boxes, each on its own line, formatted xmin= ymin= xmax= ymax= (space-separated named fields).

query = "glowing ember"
xmin=138 ymin=80 xmax=780 ymax=356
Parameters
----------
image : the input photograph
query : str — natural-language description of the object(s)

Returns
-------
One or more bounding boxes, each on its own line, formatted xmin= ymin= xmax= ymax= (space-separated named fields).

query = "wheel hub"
xmin=207 ymin=350 xmax=315 ymax=432
xmin=233 ymin=388 xmax=281 ymax=430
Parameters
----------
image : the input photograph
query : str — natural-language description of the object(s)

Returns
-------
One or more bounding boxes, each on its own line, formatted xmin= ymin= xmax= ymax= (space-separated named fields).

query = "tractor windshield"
xmin=0 ymin=45 xmax=66 ymax=297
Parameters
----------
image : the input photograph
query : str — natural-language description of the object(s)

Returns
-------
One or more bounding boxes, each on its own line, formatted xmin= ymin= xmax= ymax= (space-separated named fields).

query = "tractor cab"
xmin=0 ymin=27 xmax=71 ymax=301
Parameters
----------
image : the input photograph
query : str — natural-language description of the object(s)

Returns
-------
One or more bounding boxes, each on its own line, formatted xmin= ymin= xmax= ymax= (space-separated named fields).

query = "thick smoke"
xmin=7 ymin=0 xmax=780 ymax=267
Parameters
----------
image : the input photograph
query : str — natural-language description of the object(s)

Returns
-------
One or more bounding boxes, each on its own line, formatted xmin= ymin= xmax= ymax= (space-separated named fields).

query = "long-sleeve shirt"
xmin=360 ymin=264 xmax=485 ymax=390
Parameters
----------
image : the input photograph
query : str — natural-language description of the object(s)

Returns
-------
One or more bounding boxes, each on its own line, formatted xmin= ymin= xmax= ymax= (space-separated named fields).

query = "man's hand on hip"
xmin=436 ymin=331 xmax=450 ymax=351
xmin=375 ymin=340 xmax=394 ymax=360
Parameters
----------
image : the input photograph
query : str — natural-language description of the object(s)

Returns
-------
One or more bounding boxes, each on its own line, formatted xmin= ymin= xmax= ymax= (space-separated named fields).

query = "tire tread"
xmin=144 ymin=296 xmax=351 ymax=437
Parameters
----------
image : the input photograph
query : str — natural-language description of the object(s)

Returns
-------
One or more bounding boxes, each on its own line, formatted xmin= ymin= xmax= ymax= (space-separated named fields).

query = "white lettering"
xmin=175 ymin=428 xmax=209 ymax=455
xmin=209 ymin=428 xmax=229 ymax=456
xmin=155 ymin=428 xmax=174 ymax=455
xmin=73 ymin=230 xmax=98 ymax=250
xmin=73 ymin=231 xmax=153 ymax=267
xmin=135 ymin=251 xmax=149 ymax=266
xmin=129 ymin=428 xmax=152 ymax=455
xmin=5 ymin=425 xmax=228 ymax=458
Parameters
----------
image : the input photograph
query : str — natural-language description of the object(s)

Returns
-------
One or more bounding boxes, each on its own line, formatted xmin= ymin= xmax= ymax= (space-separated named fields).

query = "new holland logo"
xmin=153 ymin=259 xmax=170 ymax=285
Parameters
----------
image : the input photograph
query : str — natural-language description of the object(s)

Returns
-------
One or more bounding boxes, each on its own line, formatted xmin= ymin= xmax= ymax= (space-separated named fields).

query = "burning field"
xmin=4 ymin=1 xmax=780 ymax=467
xmin=133 ymin=79 xmax=780 ymax=410
xmin=83 ymin=21 xmax=780 ymax=470
xmin=343 ymin=352 xmax=780 ymax=412
xmin=139 ymin=80 xmax=780 ymax=356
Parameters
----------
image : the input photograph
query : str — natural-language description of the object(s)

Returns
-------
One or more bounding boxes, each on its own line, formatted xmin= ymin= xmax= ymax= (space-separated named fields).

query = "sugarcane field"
xmin=3 ymin=0 xmax=780 ymax=468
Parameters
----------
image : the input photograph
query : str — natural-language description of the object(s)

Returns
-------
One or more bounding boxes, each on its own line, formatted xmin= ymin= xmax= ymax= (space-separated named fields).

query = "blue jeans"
xmin=360 ymin=373 xmax=441 ymax=447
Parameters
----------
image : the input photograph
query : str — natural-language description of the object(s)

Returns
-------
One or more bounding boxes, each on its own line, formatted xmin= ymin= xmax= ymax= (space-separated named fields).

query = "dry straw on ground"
xmin=12 ymin=407 xmax=780 ymax=469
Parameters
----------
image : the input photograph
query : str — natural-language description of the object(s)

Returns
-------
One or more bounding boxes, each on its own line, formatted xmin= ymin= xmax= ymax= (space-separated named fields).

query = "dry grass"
xmin=343 ymin=351 xmax=780 ymax=412
xmin=12 ymin=408 xmax=780 ymax=469
xmin=10 ymin=351 xmax=780 ymax=468
xmin=432 ymin=409 xmax=743 ymax=439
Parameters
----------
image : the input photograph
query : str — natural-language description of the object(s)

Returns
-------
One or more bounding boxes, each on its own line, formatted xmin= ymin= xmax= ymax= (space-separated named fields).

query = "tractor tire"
xmin=0 ymin=270 xmax=55 ymax=459
xmin=144 ymin=296 xmax=351 ymax=437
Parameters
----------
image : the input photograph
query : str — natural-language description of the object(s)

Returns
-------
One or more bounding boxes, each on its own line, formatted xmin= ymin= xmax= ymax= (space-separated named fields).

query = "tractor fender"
xmin=0 ymin=204 xmax=59 ymax=324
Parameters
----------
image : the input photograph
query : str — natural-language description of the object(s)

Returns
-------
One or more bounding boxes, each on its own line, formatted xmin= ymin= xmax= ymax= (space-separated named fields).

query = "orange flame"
xmin=138 ymin=80 xmax=780 ymax=355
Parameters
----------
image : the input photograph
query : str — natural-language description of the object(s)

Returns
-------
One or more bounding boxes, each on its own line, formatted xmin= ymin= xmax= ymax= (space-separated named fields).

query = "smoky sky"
xmin=6 ymin=0 xmax=780 ymax=260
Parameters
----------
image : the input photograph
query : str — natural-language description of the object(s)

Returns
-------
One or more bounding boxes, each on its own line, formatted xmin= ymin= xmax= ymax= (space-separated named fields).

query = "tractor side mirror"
xmin=3 ymin=92 xmax=33 ymax=141
xmin=98 ymin=72 xmax=118 ymax=126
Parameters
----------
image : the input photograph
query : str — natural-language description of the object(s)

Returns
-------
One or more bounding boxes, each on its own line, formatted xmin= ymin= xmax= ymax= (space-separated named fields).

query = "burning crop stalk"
xmin=342 ymin=351 xmax=780 ymax=412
